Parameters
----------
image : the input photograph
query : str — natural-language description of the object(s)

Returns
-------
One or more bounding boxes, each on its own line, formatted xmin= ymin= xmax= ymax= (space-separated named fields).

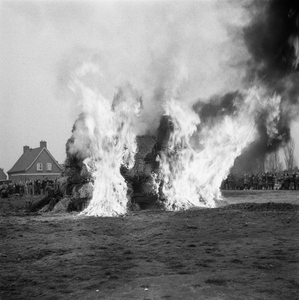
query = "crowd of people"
xmin=221 ymin=170 xmax=299 ymax=190
xmin=1 ymin=170 xmax=299 ymax=198
xmin=0 ymin=179 xmax=60 ymax=198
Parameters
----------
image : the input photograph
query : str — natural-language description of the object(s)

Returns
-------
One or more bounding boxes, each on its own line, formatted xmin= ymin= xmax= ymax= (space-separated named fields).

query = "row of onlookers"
xmin=221 ymin=171 xmax=299 ymax=190
xmin=0 ymin=179 xmax=60 ymax=198
xmin=1 ymin=170 xmax=299 ymax=198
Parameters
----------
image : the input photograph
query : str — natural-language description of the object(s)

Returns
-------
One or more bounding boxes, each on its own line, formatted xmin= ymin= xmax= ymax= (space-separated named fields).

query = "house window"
xmin=46 ymin=163 xmax=52 ymax=171
xmin=37 ymin=163 xmax=43 ymax=171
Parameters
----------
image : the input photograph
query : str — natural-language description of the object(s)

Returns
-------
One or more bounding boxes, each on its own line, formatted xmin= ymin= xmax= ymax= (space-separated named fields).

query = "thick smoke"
xmin=244 ymin=0 xmax=299 ymax=80
xmin=244 ymin=0 xmax=299 ymax=128
xmin=244 ymin=2 xmax=299 ymax=113
xmin=240 ymin=0 xmax=299 ymax=169
xmin=58 ymin=0 xmax=249 ymax=140
xmin=64 ymin=0 xmax=299 ymax=177
xmin=193 ymin=91 xmax=241 ymax=124
xmin=191 ymin=0 xmax=299 ymax=172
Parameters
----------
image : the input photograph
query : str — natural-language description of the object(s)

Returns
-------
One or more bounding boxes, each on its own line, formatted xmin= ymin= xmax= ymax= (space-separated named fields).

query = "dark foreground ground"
xmin=0 ymin=190 xmax=299 ymax=300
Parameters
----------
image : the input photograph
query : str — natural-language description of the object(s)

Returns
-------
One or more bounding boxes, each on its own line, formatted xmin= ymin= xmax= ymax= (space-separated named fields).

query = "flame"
xmin=70 ymin=63 xmax=283 ymax=216
xmin=158 ymin=87 xmax=282 ymax=210
xmin=70 ymin=64 xmax=141 ymax=217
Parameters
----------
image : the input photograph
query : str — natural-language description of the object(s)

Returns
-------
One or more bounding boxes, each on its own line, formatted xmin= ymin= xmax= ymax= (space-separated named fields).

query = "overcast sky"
xmin=0 ymin=0 xmax=298 ymax=174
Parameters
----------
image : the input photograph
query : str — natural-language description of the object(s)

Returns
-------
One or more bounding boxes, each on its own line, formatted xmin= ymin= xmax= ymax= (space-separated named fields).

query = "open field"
xmin=1 ymin=191 xmax=299 ymax=300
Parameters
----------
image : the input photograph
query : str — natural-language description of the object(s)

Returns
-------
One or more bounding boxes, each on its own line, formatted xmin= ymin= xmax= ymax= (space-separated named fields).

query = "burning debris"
xmin=64 ymin=85 xmax=286 ymax=216
xmin=59 ymin=0 xmax=299 ymax=217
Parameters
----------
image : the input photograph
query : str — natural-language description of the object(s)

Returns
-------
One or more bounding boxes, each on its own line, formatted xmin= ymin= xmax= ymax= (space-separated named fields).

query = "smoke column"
xmin=193 ymin=0 xmax=299 ymax=172
xmin=242 ymin=0 xmax=299 ymax=170
xmin=59 ymin=0 xmax=248 ymax=134
xmin=64 ymin=0 xmax=299 ymax=215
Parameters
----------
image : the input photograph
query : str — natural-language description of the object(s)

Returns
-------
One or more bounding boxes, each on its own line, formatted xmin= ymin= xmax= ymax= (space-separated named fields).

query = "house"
xmin=0 ymin=168 xmax=7 ymax=182
xmin=7 ymin=141 xmax=63 ymax=182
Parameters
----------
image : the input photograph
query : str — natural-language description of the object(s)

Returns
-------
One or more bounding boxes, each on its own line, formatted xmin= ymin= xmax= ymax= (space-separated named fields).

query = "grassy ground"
xmin=0 ymin=191 xmax=299 ymax=300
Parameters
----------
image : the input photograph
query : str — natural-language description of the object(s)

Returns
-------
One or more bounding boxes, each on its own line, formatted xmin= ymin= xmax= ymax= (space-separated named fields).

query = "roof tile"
xmin=8 ymin=147 xmax=42 ymax=173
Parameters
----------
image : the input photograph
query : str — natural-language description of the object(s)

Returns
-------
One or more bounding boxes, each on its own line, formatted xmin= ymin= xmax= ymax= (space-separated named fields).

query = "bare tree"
xmin=265 ymin=150 xmax=283 ymax=173
xmin=283 ymin=138 xmax=296 ymax=170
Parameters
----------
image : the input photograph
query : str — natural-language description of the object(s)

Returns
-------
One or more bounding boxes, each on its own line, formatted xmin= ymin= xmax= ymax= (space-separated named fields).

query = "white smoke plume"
xmin=58 ymin=0 xmax=249 ymax=135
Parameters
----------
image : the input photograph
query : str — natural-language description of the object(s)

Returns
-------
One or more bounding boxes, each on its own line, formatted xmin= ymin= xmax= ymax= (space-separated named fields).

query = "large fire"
xmin=69 ymin=64 xmax=142 ymax=216
xmin=158 ymin=88 xmax=281 ymax=210
xmin=65 ymin=1 xmax=299 ymax=217
xmin=69 ymin=64 xmax=282 ymax=217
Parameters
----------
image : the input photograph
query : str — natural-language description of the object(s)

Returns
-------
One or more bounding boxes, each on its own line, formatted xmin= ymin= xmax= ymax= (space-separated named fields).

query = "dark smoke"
xmin=243 ymin=0 xmax=299 ymax=120
xmin=240 ymin=0 xmax=298 ymax=172
xmin=195 ymin=0 xmax=299 ymax=173
xmin=241 ymin=0 xmax=299 ymax=167
xmin=242 ymin=0 xmax=299 ymax=109
xmin=243 ymin=0 xmax=299 ymax=82
xmin=193 ymin=91 xmax=241 ymax=123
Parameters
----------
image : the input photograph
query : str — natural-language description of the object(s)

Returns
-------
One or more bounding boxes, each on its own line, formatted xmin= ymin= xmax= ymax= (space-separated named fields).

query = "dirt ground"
xmin=0 ymin=191 xmax=299 ymax=300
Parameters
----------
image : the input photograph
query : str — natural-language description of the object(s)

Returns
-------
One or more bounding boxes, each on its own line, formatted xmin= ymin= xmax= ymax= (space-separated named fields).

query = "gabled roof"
xmin=0 ymin=168 xmax=7 ymax=180
xmin=7 ymin=146 xmax=62 ymax=174
xmin=8 ymin=148 xmax=42 ymax=173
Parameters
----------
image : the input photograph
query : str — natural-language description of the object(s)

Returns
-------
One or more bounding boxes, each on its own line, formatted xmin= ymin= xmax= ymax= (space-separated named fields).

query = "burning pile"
xmin=64 ymin=0 xmax=299 ymax=216
xmin=158 ymin=88 xmax=282 ymax=210
xmin=67 ymin=67 xmax=142 ymax=216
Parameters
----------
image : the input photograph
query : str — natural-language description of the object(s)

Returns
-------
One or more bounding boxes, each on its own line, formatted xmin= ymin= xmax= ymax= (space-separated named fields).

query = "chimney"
xmin=23 ymin=146 xmax=30 ymax=153
xmin=40 ymin=140 xmax=47 ymax=149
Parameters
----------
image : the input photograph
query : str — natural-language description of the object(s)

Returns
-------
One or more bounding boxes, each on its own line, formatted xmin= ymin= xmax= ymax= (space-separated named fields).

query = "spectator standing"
xmin=289 ymin=173 xmax=295 ymax=190
xmin=15 ymin=182 xmax=20 ymax=194
xmin=19 ymin=182 xmax=25 ymax=196
xmin=24 ymin=180 xmax=29 ymax=195
xmin=252 ymin=174 xmax=258 ymax=190
xmin=243 ymin=174 xmax=248 ymax=190
xmin=41 ymin=180 xmax=47 ymax=195
xmin=266 ymin=172 xmax=273 ymax=190
xmin=27 ymin=180 xmax=33 ymax=195
xmin=295 ymin=172 xmax=299 ymax=190
xmin=262 ymin=173 xmax=266 ymax=190
xmin=258 ymin=173 xmax=263 ymax=190
xmin=284 ymin=173 xmax=290 ymax=190
xmin=248 ymin=174 xmax=254 ymax=190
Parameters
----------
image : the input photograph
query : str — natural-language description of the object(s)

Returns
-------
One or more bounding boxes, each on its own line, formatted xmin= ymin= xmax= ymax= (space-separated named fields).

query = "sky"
xmin=0 ymin=0 xmax=298 ymax=175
